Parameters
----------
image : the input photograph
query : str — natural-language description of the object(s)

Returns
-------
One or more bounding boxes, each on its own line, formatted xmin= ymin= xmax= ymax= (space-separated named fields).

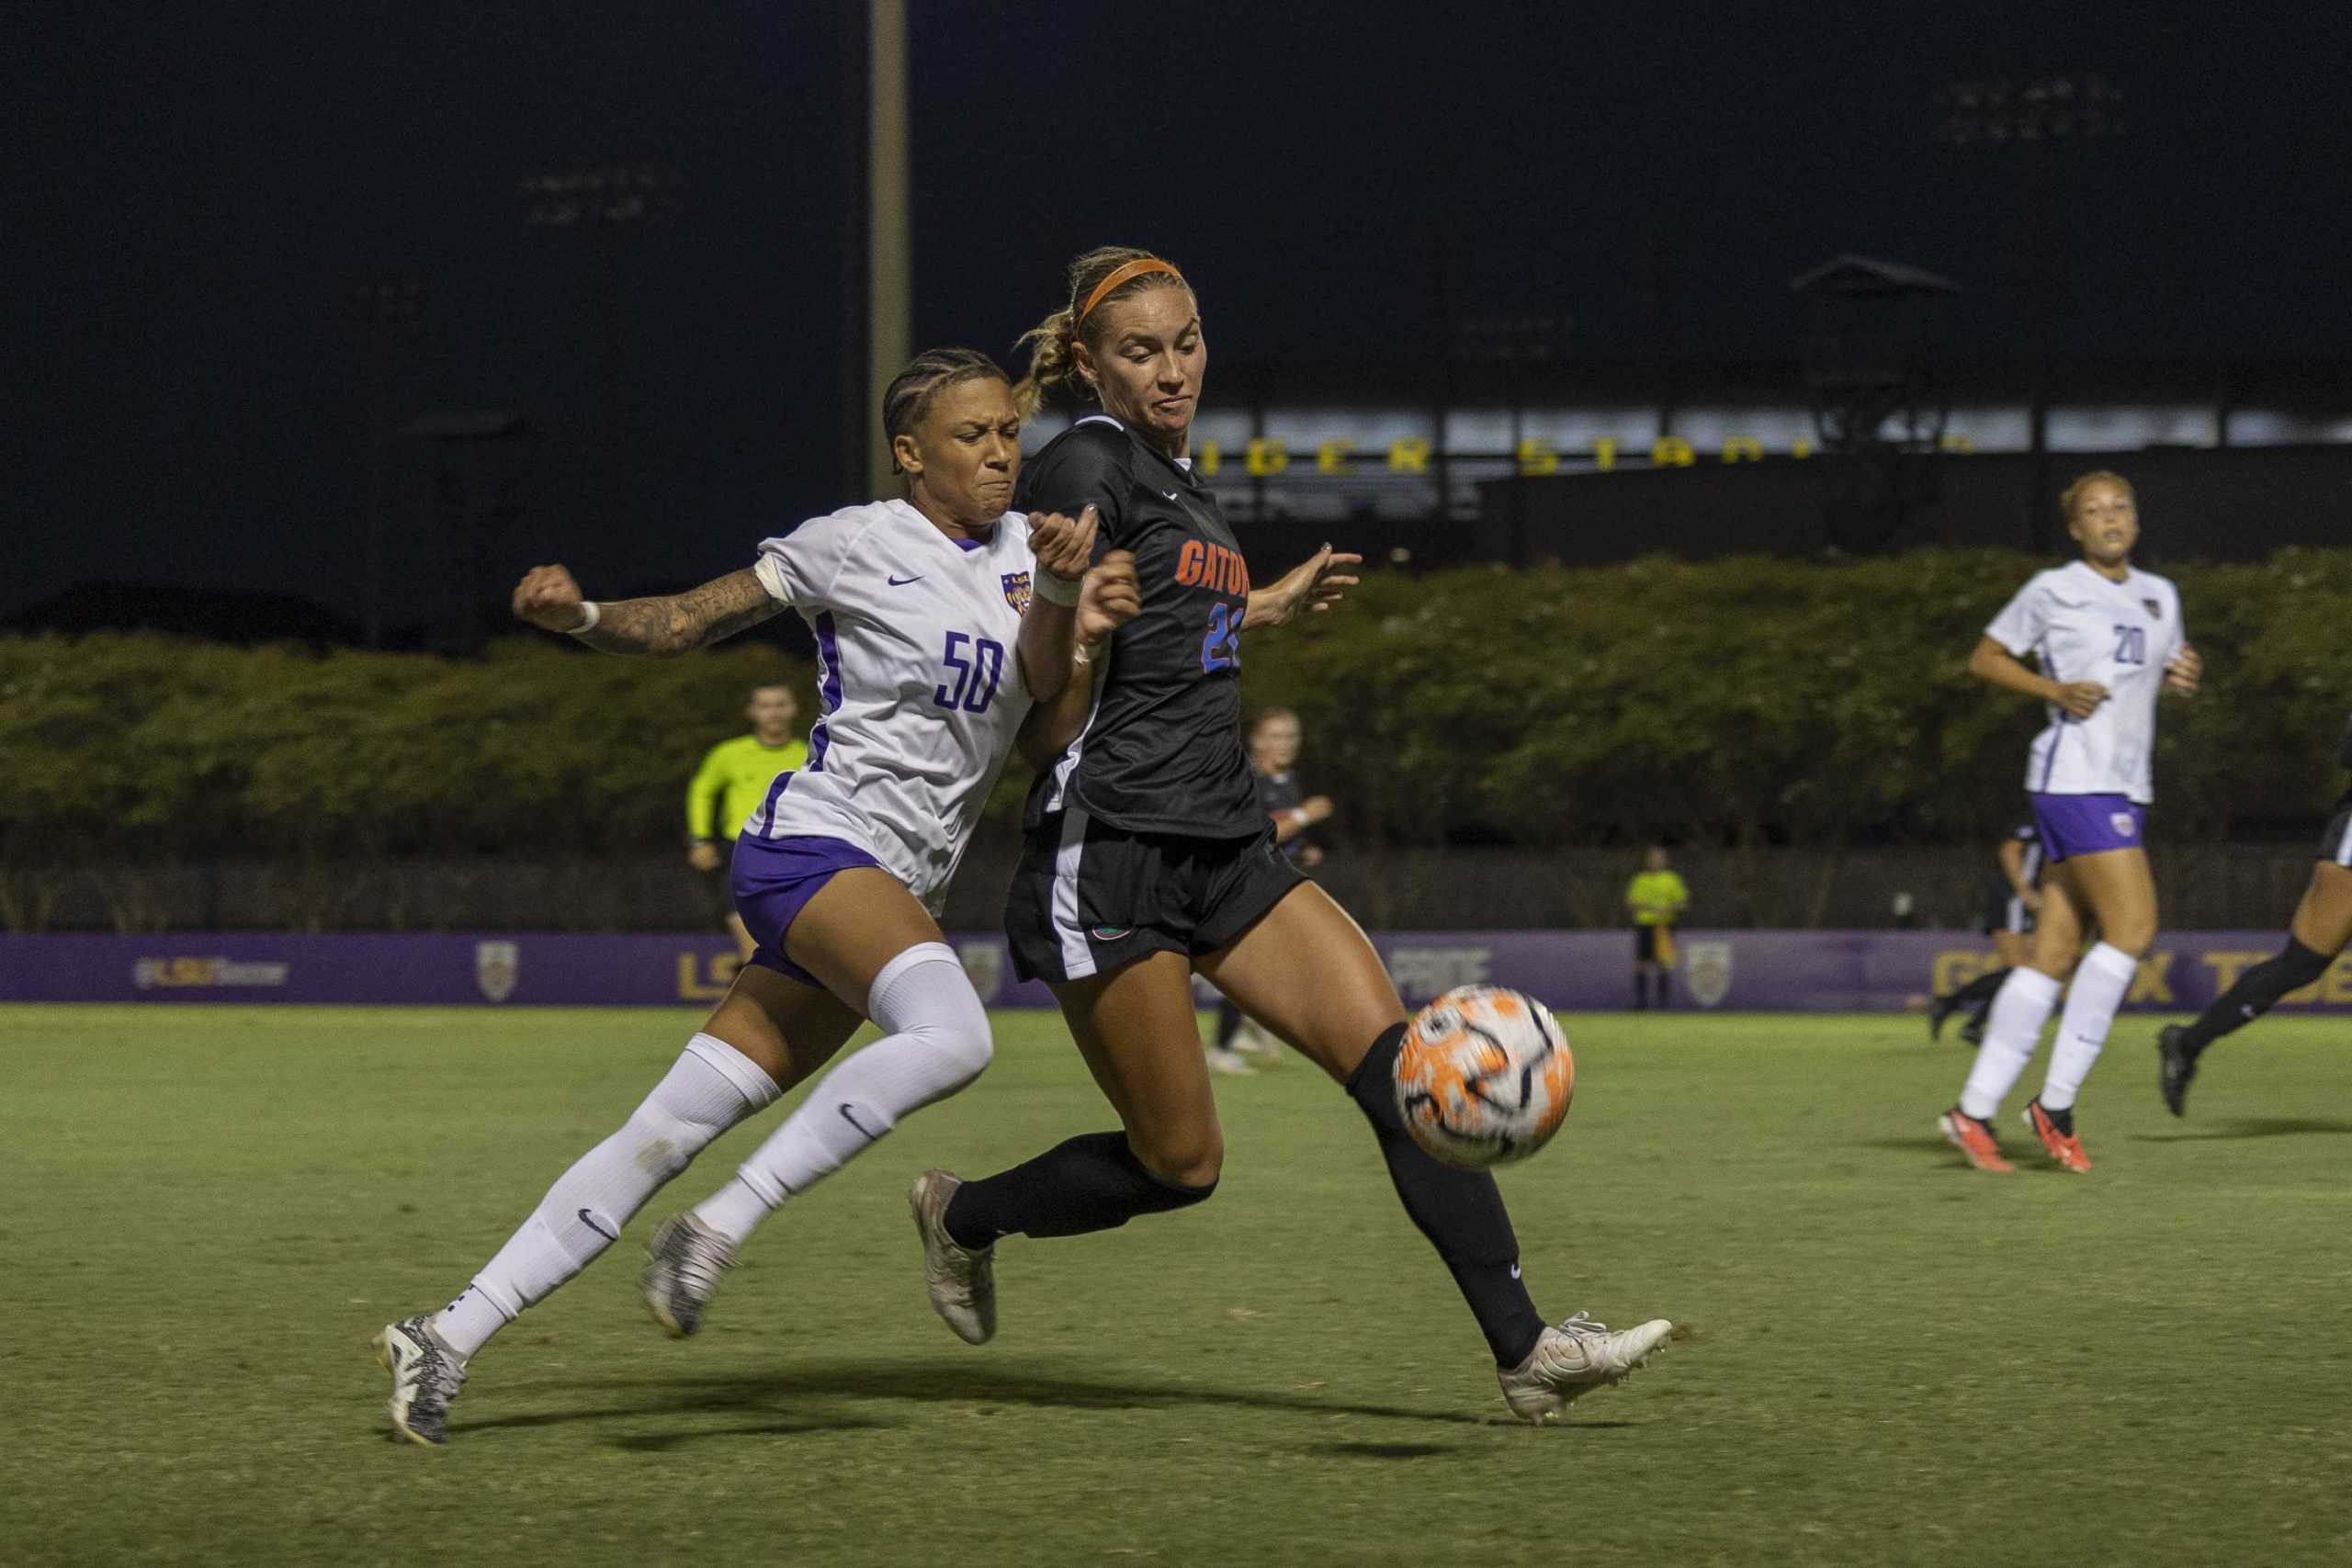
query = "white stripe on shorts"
xmin=1051 ymin=806 xmax=1096 ymax=979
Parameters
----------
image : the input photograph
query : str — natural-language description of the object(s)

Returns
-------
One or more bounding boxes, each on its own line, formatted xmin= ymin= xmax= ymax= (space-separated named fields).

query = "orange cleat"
xmin=1938 ymin=1107 xmax=2014 ymax=1171
xmin=2023 ymin=1099 xmax=2092 ymax=1173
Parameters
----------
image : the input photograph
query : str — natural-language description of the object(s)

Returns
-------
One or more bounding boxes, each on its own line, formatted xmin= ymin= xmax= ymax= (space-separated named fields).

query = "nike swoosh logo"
xmin=839 ymin=1104 xmax=884 ymax=1143
xmin=888 ymin=574 xmax=923 ymax=586
xmin=577 ymin=1208 xmax=618 ymax=1242
xmin=1161 ymin=491 xmax=1181 ymax=502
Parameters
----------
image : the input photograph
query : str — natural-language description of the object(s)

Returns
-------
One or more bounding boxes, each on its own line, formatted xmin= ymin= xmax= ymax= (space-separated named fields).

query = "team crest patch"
xmin=475 ymin=940 xmax=519 ymax=1003
xmin=1001 ymin=571 xmax=1034 ymax=614
xmin=1684 ymin=941 xmax=1735 ymax=1009
xmin=2110 ymin=812 xmax=2138 ymax=838
xmin=2143 ymin=598 xmax=2162 ymax=618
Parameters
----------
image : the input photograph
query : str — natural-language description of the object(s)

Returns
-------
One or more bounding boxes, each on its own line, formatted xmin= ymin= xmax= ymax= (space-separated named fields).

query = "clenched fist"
xmin=513 ymin=565 xmax=592 ymax=634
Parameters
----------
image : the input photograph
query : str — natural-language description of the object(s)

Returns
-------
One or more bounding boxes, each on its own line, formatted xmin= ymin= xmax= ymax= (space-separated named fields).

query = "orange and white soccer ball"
xmin=1393 ymin=985 xmax=1575 ymax=1168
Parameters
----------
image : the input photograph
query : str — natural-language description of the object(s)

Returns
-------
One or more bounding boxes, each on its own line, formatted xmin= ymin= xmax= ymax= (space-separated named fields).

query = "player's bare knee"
xmin=1132 ymin=1126 xmax=1223 ymax=1190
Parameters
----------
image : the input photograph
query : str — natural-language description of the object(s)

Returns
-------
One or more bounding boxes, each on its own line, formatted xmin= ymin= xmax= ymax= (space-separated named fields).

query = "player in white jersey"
xmin=373 ymin=349 xmax=1141 ymax=1445
xmin=1939 ymin=469 xmax=2201 ymax=1174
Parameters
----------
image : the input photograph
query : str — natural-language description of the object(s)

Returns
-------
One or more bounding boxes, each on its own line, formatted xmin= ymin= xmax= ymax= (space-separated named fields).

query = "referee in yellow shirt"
xmin=1625 ymin=845 xmax=1690 ymax=1010
xmin=685 ymin=684 xmax=808 ymax=961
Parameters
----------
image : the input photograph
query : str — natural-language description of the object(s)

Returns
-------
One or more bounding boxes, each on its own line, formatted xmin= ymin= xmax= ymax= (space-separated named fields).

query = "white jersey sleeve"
xmin=1984 ymin=574 xmax=2053 ymax=658
xmin=752 ymin=509 xmax=883 ymax=607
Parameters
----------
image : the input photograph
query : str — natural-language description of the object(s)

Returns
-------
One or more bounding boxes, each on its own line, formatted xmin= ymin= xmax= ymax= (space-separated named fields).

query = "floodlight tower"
xmin=520 ymin=163 xmax=685 ymax=535
xmin=1936 ymin=73 xmax=2128 ymax=545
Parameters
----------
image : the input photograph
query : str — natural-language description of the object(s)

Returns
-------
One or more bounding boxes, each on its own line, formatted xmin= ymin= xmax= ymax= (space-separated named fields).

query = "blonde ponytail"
xmin=1013 ymin=245 xmax=1189 ymax=419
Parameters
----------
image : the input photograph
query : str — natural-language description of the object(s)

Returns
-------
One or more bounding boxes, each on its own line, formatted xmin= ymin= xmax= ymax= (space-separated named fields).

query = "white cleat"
xmin=374 ymin=1314 xmax=467 ymax=1446
xmin=642 ymin=1213 xmax=738 ymax=1338
xmin=1497 ymin=1312 xmax=1673 ymax=1423
xmin=910 ymin=1168 xmax=997 ymax=1345
xmin=1204 ymin=1045 xmax=1259 ymax=1077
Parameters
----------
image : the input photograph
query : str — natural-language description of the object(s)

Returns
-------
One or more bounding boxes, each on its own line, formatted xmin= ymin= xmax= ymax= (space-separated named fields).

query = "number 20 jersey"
xmin=1019 ymin=415 xmax=1264 ymax=840
xmin=745 ymin=499 xmax=1038 ymax=912
xmin=1984 ymin=558 xmax=2183 ymax=806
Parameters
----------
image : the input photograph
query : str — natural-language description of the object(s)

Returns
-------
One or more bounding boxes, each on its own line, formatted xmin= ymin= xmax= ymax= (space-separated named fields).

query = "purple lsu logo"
xmin=1001 ymin=571 xmax=1033 ymax=614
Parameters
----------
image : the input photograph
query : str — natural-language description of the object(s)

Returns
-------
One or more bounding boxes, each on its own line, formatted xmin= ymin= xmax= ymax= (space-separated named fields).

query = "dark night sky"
xmin=8 ymin=2 xmax=2347 ymax=629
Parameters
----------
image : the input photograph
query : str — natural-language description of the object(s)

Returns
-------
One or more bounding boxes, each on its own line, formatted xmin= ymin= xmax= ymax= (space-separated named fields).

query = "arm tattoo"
xmin=575 ymin=569 xmax=783 ymax=656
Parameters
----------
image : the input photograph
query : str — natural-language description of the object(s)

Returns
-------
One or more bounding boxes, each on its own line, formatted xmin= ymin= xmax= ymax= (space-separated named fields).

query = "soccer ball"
xmin=1393 ymin=986 xmax=1575 ymax=1168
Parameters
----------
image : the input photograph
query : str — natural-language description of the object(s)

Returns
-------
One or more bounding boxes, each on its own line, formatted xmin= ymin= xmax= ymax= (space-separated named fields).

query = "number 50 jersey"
xmin=745 ymin=500 xmax=1039 ymax=913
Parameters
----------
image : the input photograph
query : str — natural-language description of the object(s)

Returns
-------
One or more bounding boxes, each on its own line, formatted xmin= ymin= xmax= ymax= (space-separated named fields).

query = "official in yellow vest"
xmin=1625 ymin=845 xmax=1690 ymax=1010
xmin=686 ymin=684 xmax=808 ymax=960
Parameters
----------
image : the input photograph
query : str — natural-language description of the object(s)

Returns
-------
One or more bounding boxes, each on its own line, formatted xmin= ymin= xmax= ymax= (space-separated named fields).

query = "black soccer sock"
xmin=2177 ymin=940 xmax=2334 ymax=1056
xmin=1652 ymin=970 xmax=1670 ymax=1009
xmin=1216 ymin=997 xmax=1244 ymax=1049
xmin=942 ymin=1132 xmax=1216 ymax=1249
xmin=1346 ymin=1023 xmax=1546 ymax=1368
xmin=1951 ymin=966 xmax=2011 ymax=1011
xmin=1633 ymin=973 xmax=1648 ymax=1010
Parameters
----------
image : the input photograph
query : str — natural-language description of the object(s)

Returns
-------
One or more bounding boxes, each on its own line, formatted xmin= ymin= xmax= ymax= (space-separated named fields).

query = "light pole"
xmin=520 ymin=163 xmax=684 ymax=536
xmin=345 ymin=276 xmax=426 ymax=649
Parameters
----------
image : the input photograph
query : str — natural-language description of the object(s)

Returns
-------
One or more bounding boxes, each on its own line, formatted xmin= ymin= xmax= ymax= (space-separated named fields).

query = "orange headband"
xmin=1075 ymin=257 xmax=1184 ymax=327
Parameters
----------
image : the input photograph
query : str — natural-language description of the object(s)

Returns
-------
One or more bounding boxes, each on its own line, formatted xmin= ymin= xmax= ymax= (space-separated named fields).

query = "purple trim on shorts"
xmin=2029 ymin=792 xmax=2147 ymax=863
xmin=808 ymin=611 xmax=842 ymax=771
xmin=731 ymin=831 xmax=885 ymax=986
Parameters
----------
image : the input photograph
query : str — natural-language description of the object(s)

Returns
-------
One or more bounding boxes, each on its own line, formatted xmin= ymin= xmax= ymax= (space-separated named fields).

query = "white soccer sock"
xmin=431 ymin=1032 xmax=778 ymax=1359
xmin=1959 ymin=966 xmax=2064 ymax=1122
xmin=2041 ymin=942 xmax=2140 ymax=1112
xmin=694 ymin=942 xmax=991 ymax=1247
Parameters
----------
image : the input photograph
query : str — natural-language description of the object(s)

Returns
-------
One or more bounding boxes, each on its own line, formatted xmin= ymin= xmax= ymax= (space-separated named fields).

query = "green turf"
xmin=6 ymin=1004 xmax=2351 ymax=1567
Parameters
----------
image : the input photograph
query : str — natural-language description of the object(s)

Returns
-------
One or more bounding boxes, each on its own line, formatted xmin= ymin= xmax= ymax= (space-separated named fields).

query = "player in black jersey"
xmin=2157 ymin=710 xmax=2352 ymax=1114
xmin=907 ymin=246 xmax=1670 ymax=1421
xmin=1928 ymin=822 xmax=2045 ymax=1045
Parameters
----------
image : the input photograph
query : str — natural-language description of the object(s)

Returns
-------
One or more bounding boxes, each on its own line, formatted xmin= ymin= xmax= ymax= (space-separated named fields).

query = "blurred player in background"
xmin=686 ymin=684 xmax=808 ymax=962
xmin=373 ymin=348 xmax=1139 ymax=1445
xmin=910 ymin=247 xmax=1670 ymax=1422
xmin=1928 ymin=822 xmax=2045 ymax=1045
xmin=2157 ymin=709 xmax=2352 ymax=1113
xmin=1625 ymin=845 xmax=1688 ymax=1010
xmin=1206 ymin=706 xmax=1331 ymax=1075
xmin=1940 ymin=471 xmax=2200 ymax=1174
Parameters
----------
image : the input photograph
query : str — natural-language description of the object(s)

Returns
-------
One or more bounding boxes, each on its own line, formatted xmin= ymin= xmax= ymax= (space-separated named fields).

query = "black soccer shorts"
xmin=1003 ymin=807 xmax=1305 ymax=985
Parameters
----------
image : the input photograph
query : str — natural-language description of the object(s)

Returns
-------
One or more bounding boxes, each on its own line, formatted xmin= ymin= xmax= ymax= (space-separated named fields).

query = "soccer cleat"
xmin=2023 ymin=1098 xmax=2092 ymax=1173
xmin=1959 ymin=1012 xmax=1988 ymax=1047
xmin=1938 ymin=1107 xmax=2013 ymax=1172
xmin=642 ymin=1213 xmax=737 ymax=1338
xmin=1498 ymin=1312 xmax=1673 ymax=1422
xmin=910 ymin=1169 xmax=996 ymax=1345
xmin=374 ymin=1314 xmax=467 ymax=1447
xmin=1204 ymin=1044 xmax=1259 ymax=1077
xmin=2156 ymin=1024 xmax=2199 ymax=1118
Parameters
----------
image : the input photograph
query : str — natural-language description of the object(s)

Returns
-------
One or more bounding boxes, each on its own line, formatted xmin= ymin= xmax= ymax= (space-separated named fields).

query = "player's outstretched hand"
xmin=1030 ymin=505 xmax=1101 ymax=585
xmin=2164 ymin=643 xmax=2202 ymax=696
xmin=2052 ymin=680 xmax=2109 ymax=719
xmin=1079 ymin=549 xmax=1140 ymax=646
xmin=514 ymin=564 xmax=593 ymax=634
xmin=1251 ymin=544 xmax=1363 ymax=629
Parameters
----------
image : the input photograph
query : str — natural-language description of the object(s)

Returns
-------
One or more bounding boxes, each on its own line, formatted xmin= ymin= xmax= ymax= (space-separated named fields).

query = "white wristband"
xmin=1034 ymin=571 xmax=1082 ymax=607
xmin=568 ymin=602 xmax=603 ymax=635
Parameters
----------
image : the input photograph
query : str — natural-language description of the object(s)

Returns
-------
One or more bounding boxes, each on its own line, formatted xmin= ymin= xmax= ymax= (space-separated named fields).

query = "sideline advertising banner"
xmin=5 ymin=931 xmax=2350 ymax=1015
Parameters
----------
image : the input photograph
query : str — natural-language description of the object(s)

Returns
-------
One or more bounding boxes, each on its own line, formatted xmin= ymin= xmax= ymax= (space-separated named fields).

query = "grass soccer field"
xmin=6 ymin=1003 xmax=2351 ymax=1567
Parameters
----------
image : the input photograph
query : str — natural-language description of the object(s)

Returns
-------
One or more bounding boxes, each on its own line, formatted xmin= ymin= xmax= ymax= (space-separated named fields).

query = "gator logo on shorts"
xmin=1091 ymin=924 xmax=1134 ymax=942
xmin=1002 ymin=571 xmax=1034 ymax=614
xmin=2110 ymin=811 xmax=2138 ymax=838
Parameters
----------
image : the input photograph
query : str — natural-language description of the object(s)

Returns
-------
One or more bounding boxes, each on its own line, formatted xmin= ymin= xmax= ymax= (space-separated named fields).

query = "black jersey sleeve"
xmin=1017 ymin=423 xmax=1131 ymax=545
